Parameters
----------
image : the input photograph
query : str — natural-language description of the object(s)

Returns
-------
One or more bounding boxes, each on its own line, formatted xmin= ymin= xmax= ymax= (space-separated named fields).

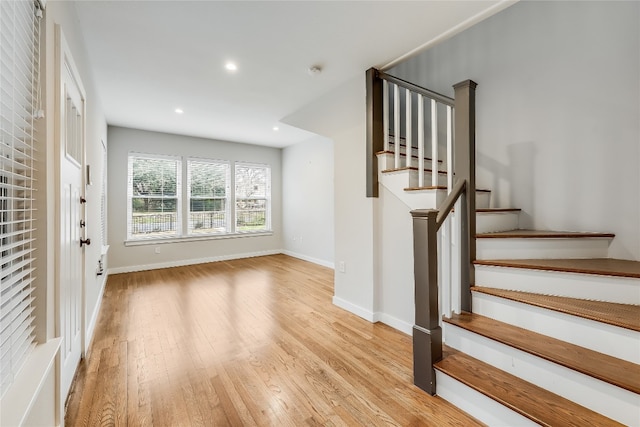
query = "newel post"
xmin=453 ymin=80 xmax=477 ymax=312
xmin=366 ymin=68 xmax=384 ymax=198
xmin=411 ymin=209 xmax=442 ymax=395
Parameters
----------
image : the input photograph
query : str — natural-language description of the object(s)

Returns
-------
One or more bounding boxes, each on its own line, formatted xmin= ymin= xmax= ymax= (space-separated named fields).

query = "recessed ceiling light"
xmin=273 ymin=126 xmax=279 ymax=131
xmin=225 ymin=62 xmax=238 ymax=72
xmin=175 ymin=108 xmax=184 ymax=114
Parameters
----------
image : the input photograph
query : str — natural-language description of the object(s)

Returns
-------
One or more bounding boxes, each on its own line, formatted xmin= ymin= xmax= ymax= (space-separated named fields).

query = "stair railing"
xmin=366 ymin=69 xmax=477 ymax=396
xmin=366 ymin=68 xmax=455 ymax=197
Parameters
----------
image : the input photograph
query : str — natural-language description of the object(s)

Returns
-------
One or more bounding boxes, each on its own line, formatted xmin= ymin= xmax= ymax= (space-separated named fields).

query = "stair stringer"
xmin=442 ymin=323 xmax=640 ymax=426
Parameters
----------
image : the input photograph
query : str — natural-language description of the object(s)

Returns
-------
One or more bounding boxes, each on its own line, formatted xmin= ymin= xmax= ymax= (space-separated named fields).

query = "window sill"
xmin=124 ymin=231 xmax=273 ymax=246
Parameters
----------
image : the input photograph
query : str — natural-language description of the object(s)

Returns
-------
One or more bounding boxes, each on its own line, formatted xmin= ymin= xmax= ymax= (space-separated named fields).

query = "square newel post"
xmin=366 ymin=68 xmax=384 ymax=198
xmin=411 ymin=209 xmax=442 ymax=395
xmin=453 ymin=80 xmax=477 ymax=312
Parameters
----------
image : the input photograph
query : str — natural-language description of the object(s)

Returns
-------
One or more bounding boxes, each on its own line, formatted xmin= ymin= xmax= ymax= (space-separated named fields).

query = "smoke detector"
xmin=307 ymin=65 xmax=322 ymax=76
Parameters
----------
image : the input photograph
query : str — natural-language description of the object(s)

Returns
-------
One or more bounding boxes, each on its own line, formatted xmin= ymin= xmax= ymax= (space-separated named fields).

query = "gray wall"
xmin=390 ymin=1 xmax=640 ymax=260
xmin=282 ymin=136 xmax=335 ymax=267
xmin=107 ymin=126 xmax=283 ymax=272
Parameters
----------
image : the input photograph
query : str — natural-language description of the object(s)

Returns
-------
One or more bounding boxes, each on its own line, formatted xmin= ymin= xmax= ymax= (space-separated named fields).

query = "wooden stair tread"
xmin=435 ymin=347 xmax=624 ymax=427
xmin=444 ymin=312 xmax=640 ymax=394
xmin=381 ymin=166 xmax=448 ymax=176
xmin=476 ymin=208 xmax=520 ymax=213
xmin=404 ymin=186 xmax=491 ymax=192
xmin=477 ymin=229 xmax=615 ymax=239
xmin=376 ymin=149 xmax=443 ymax=163
xmin=474 ymin=258 xmax=640 ymax=279
xmin=471 ymin=286 xmax=640 ymax=332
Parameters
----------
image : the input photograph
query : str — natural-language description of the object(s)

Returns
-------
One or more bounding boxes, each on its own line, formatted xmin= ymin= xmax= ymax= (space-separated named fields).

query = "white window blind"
xmin=0 ymin=0 xmax=42 ymax=399
xmin=235 ymin=163 xmax=271 ymax=232
xmin=127 ymin=154 xmax=181 ymax=239
xmin=187 ymin=159 xmax=229 ymax=235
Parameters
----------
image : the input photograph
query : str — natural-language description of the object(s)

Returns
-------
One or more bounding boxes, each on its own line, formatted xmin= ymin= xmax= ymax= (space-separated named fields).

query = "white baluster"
xmin=441 ymin=216 xmax=452 ymax=319
xmin=431 ymin=99 xmax=438 ymax=187
xmin=447 ymin=105 xmax=453 ymax=193
xmin=452 ymin=197 xmax=463 ymax=314
xmin=383 ymin=80 xmax=389 ymax=152
xmin=394 ymin=84 xmax=400 ymax=169
xmin=405 ymin=89 xmax=412 ymax=168
xmin=417 ymin=94 xmax=424 ymax=188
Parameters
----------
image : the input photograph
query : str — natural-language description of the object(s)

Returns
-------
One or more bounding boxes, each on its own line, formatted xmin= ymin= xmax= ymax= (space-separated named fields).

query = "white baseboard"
xmin=332 ymin=297 xmax=414 ymax=336
xmin=84 ymin=273 xmax=108 ymax=356
xmin=106 ymin=250 xmax=281 ymax=274
xmin=281 ymin=250 xmax=334 ymax=269
xmin=332 ymin=296 xmax=376 ymax=322
xmin=374 ymin=312 xmax=413 ymax=335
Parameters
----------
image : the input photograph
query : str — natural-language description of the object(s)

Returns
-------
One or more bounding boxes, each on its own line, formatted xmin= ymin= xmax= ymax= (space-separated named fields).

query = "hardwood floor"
xmin=65 ymin=254 xmax=482 ymax=426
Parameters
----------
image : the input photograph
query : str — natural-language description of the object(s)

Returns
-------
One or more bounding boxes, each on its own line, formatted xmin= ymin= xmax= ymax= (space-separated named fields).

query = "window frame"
xmin=126 ymin=153 xmax=182 ymax=241
xmin=124 ymin=156 xmax=272 ymax=245
xmin=186 ymin=158 xmax=230 ymax=236
xmin=234 ymin=162 xmax=272 ymax=234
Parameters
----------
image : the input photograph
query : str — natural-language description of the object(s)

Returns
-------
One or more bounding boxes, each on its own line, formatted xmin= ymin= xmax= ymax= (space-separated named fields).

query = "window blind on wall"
xmin=0 ymin=0 xmax=41 ymax=399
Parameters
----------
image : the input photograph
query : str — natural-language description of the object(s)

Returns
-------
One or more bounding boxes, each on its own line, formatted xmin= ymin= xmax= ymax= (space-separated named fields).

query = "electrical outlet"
xmin=338 ymin=261 xmax=346 ymax=273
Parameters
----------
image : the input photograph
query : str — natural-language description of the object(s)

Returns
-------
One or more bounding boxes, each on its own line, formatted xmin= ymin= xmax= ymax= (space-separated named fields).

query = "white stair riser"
xmin=476 ymin=192 xmax=490 ymax=209
xmin=407 ymin=170 xmax=448 ymax=188
xmin=443 ymin=323 xmax=640 ymax=426
xmin=475 ymin=265 xmax=640 ymax=305
xmin=472 ymin=292 xmax=640 ymax=364
xmin=477 ymin=237 xmax=611 ymax=259
xmin=434 ymin=371 xmax=538 ymax=427
xmin=476 ymin=212 xmax=519 ymax=233
xmin=377 ymin=152 xmax=437 ymax=171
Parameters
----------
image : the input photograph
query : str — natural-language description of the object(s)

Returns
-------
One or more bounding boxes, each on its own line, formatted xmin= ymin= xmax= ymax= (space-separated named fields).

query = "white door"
xmin=57 ymin=27 xmax=86 ymax=402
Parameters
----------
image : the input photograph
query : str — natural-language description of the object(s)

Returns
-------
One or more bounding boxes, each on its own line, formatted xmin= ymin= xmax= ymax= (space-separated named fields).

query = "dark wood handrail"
xmin=377 ymin=70 xmax=454 ymax=107
xmin=436 ymin=179 xmax=467 ymax=229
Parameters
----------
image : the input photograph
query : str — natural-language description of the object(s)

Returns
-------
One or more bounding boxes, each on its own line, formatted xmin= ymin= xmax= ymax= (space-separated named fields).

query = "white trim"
xmin=84 ymin=272 xmax=108 ymax=356
xmin=332 ymin=296 xmax=376 ymax=322
xmin=125 ymin=231 xmax=273 ymax=246
xmin=381 ymin=0 xmax=519 ymax=70
xmin=107 ymin=249 xmax=281 ymax=274
xmin=281 ymin=250 xmax=334 ymax=269
xmin=374 ymin=312 xmax=413 ymax=335
xmin=0 ymin=339 xmax=61 ymax=427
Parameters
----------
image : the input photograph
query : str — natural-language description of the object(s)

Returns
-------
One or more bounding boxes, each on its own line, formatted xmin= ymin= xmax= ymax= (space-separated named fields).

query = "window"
xmin=187 ymin=159 xmax=229 ymax=235
xmin=127 ymin=155 xmax=181 ymax=239
xmin=235 ymin=163 xmax=271 ymax=232
xmin=126 ymin=155 xmax=271 ymax=241
xmin=0 ymin=0 xmax=41 ymax=398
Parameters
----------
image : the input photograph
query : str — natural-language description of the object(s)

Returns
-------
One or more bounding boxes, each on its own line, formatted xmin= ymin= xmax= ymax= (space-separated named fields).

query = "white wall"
xmin=284 ymin=76 xmax=376 ymax=321
xmin=282 ymin=136 xmax=335 ymax=268
xmin=390 ymin=1 xmax=640 ymax=260
xmin=107 ymin=126 xmax=283 ymax=272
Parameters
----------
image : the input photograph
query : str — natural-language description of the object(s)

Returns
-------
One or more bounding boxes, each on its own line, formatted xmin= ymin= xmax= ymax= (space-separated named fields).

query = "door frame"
xmin=54 ymin=24 xmax=87 ymax=414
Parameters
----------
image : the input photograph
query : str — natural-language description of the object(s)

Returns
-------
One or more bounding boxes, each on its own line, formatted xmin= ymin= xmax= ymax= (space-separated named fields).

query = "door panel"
xmin=57 ymin=28 xmax=86 ymax=403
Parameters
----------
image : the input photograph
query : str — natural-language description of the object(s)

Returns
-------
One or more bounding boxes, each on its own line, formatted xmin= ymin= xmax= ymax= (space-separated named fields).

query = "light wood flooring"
xmin=65 ymin=254 xmax=482 ymax=426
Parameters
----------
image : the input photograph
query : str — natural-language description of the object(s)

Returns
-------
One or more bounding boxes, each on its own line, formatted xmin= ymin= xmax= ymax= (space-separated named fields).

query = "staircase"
xmin=376 ymin=144 xmax=640 ymax=425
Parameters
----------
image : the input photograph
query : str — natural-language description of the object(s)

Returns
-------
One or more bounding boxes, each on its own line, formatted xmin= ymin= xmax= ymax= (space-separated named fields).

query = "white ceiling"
xmin=74 ymin=1 xmax=512 ymax=148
